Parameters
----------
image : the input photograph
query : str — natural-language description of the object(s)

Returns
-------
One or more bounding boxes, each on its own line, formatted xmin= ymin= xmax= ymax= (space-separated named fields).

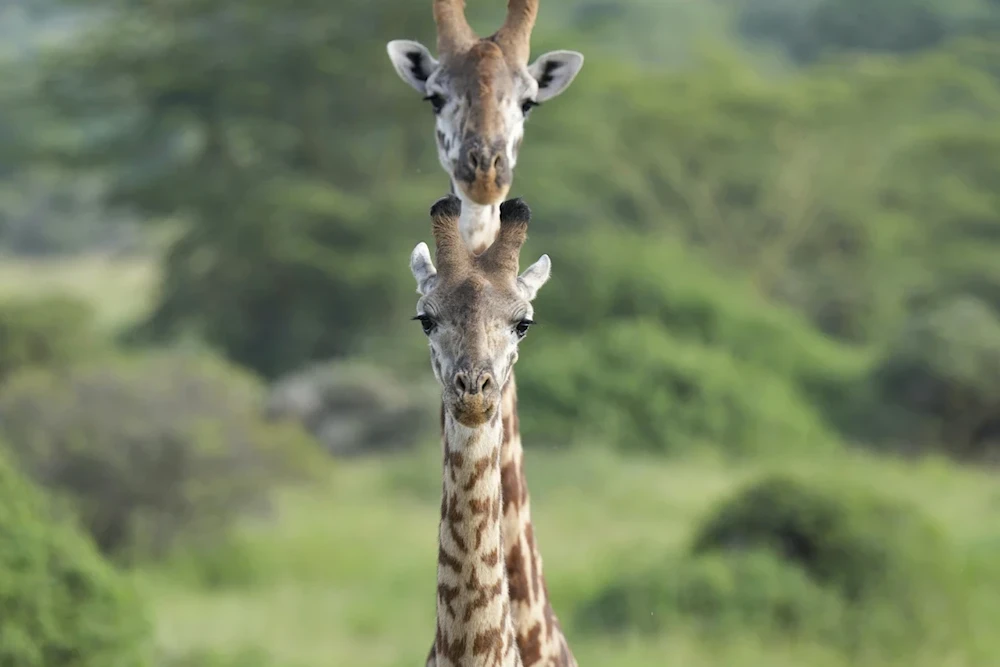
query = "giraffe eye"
xmin=424 ymin=93 xmax=446 ymax=114
xmin=520 ymin=99 xmax=539 ymax=115
xmin=413 ymin=314 xmax=436 ymax=335
xmin=514 ymin=319 xmax=534 ymax=339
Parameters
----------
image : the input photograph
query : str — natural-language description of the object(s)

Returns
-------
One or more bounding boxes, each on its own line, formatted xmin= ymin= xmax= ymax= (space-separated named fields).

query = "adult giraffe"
xmin=387 ymin=2 xmax=583 ymax=665
xmin=387 ymin=0 xmax=583 ymax=253
xmin=410 ymin=195 xmax=553 ymax=667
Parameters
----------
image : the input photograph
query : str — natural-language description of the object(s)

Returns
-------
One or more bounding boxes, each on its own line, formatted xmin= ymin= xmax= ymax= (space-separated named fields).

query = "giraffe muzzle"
xmin=447 ymin=368 xmax=500 ymax=426
xmin=455 ymin=140 xmax=512 ymax=206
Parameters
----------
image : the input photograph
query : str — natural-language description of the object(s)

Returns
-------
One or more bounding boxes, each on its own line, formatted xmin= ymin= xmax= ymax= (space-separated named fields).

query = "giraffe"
xmin=388 ymin=2 xmax=581 ymax=665
xmin=387 ymin=0 xmax=584 ymax=253
xmin=410 ymin=195 xmax=553 ymax=667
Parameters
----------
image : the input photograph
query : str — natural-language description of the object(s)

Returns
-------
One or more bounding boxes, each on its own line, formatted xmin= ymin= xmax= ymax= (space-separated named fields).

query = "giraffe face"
xmin=410 ymin=196 xmax=550 ymax=428
xmin=387 ymin=39 xmax=583 ymax=207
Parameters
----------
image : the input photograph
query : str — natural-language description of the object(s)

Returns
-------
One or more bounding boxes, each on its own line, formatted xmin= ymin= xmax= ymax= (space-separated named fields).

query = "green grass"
xmin=141 ymin=445 xmax=1000 ymax=667
xmin=0 ymin=254 xmax=157 ymax=331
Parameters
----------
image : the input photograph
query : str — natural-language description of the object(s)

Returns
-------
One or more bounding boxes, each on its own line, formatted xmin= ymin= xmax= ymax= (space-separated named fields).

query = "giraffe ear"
xmin=387 ymin=40 xmax=440 ymax=95
xmin=517 ymin=254 xmax=551 ymax=301
xmin=410 ymin=242 xmax=438 ymax=296
xmin=528 ymin=50 xmax=584 ymax=103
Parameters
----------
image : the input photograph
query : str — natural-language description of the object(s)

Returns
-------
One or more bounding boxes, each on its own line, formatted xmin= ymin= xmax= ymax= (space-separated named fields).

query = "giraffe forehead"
xmin=445 ymin=43 xmax=523 ymax=106
xmin=432 ymin=275 xmax=524 ymax=324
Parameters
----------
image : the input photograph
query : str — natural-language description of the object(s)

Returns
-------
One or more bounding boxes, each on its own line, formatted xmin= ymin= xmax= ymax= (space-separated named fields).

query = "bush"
xmin=579 ymin=473 xmax=971 ymax=656
xmin=518 ymin=321 xmax=837 ymax=455
xmin=864 ymin=296 xmax=1000 ymax=460
xmin=533 ymin=231 xmax=865 ymax=387
xmin=518 ymin=231 xmax=867 ymax=454
xmin=0 ymin=446 xmax=151 ymax=667
xmin=576 ymin=549 xmax=844 ymax=639
xmin=264 ymin=360 xmax=437 ymax=457
xmin=0 ymin=351 xmax=321 ymax=562
xmin=0 ymin=293 xmax=96 ymax=384
xmin=691 ymin=474 xmax=966 ymax=650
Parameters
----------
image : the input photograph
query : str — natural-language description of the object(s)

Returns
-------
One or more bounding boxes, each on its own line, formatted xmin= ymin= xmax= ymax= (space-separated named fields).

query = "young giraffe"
xmin=410 ymin=195 xmax=553 ymax=667
xmin=388 ymin=2 xmax=582 ymax=665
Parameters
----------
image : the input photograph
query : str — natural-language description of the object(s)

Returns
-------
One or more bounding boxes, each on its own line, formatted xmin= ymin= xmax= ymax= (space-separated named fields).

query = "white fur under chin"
xmin=445 ymin=410 xmax=504 ymax=453
xmin=454 ymin=192 xmax=502 ymax=253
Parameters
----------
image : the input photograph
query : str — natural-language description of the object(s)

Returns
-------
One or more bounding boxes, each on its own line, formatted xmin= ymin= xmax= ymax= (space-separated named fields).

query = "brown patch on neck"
xmin=436 ymin=413 xmax=515 ymax=667
xmin=519 ymin=624 xmax=544 ymax=666
xmin=436 ymin=626 xmax=468 ymax=664
xmin=497 ymin=375 xmax=579 ymax=666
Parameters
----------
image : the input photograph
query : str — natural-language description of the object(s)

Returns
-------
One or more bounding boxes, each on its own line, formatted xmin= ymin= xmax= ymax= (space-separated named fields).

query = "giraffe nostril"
xmin=492 ymin=154 xmax=504 ymax=172
xmin=468 ymin=152 xmax=480 ymax=170
xmin=454 ymin=373 xmax=468 ymax=394
xmin=479 ymin=374 xmax=492 ymax=393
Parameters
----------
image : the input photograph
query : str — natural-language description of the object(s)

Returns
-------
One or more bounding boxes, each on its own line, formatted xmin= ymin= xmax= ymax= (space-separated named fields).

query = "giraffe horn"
xmin=433 ymin=0 xmax=477 ymax=56
xmin=430 ymin=196 xmax=471 ymax=274
xmin=494 ymin=0 xmax=538 ymax=63
xmin=479 ymin=198 xmax=529 ymax=276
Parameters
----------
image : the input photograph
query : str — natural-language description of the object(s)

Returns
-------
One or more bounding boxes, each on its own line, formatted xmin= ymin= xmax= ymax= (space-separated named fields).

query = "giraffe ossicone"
xmin=412 ymin=195 xmax=551 ymax=667
xmin=387 ymin=0 xmax=583 ymax=251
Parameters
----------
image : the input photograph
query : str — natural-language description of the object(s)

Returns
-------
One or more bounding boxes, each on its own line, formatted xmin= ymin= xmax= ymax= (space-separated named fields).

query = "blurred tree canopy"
xmin=33 ymin=0 xmax=452 ymax=377
xmin=1 ymin=0 xmax=997 ymax=457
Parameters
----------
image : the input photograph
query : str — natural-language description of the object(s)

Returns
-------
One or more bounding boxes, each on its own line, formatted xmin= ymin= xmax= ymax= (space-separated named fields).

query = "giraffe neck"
xmin=434 ymin=409 xmax=522 ymax=667
xmin=452 ymin=183 xmax=501 ymax=255
xmin=427 ymin=187 xmax=576 ymax=667
xmin=498 ymin=375 xmax=576 ymax=667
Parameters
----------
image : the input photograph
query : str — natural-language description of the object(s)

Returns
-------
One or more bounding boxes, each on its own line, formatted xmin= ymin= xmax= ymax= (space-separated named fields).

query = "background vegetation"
xmin=1 ymin=0 xmax=999 ymax=664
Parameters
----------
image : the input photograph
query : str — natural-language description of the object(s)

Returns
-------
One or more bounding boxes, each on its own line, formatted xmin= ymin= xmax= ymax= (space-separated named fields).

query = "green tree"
xmin=39 ymin=0 xmax=448 ymax=377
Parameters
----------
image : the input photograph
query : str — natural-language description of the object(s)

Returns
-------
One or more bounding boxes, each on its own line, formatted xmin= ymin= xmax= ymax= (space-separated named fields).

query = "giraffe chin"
xmin=457 ymin=177 xmax=510 ymax=207
xmin=446 ymin=397 xmax=498 ymax=428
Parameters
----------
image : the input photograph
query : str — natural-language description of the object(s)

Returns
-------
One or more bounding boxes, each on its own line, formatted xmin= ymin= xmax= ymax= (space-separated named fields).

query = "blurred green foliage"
xmin=520 ymin=320 xmax=837 ymax=454
xmin=864 ymin=296 xmax=1000 ymax=459
xmin=0 ymin=0 xmax=991 ymax=463
xmin=0 ymin=293 xmax=96 ymax=384
xmin=579 ymin=472 xmax=971 ymax=659
xmin=691 ymin=474 xmax=968 ymax=653
xmin=576 ymin=548 xmax=846 ymax=639
xmin=0 ymin=351 xmax=320 ymax=561
xmin=0 ymin=445 xmax=151 ymax=667
xmin=691 ymin=475 xmax=958 ymax=607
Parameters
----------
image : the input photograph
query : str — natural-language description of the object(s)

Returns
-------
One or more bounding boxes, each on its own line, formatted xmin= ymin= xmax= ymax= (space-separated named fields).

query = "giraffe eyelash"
xmin=423 ymin=94 xmax=446 ymax=113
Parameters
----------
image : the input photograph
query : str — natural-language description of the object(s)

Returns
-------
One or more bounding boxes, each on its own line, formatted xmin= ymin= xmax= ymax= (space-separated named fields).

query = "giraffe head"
xmin=388 ymin=0 xmax=584 ymax=208
xmin=410 ymin=194 xmax=550 ymax=428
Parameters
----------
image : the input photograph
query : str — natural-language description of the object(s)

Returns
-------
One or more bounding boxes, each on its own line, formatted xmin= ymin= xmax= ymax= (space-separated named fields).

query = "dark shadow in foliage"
xmin=0 ymin=445 xmax=151 ymax=667
xmin=264 ymin=360 xmax=437 ymax=457
xmin=0 ymin=351 xmax=321 ymax=562
xmin=862 ymin=297 xmax=1000 ymax=462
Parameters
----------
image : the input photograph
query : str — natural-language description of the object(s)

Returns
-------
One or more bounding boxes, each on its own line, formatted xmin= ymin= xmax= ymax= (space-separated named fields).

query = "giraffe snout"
xmin=447 ymin=366 xmax=500 ymax=426
xmin=454 ymin=368 xmax=494 ymax=397
xmin=455 ymin=138 xmax=512 ymax=205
